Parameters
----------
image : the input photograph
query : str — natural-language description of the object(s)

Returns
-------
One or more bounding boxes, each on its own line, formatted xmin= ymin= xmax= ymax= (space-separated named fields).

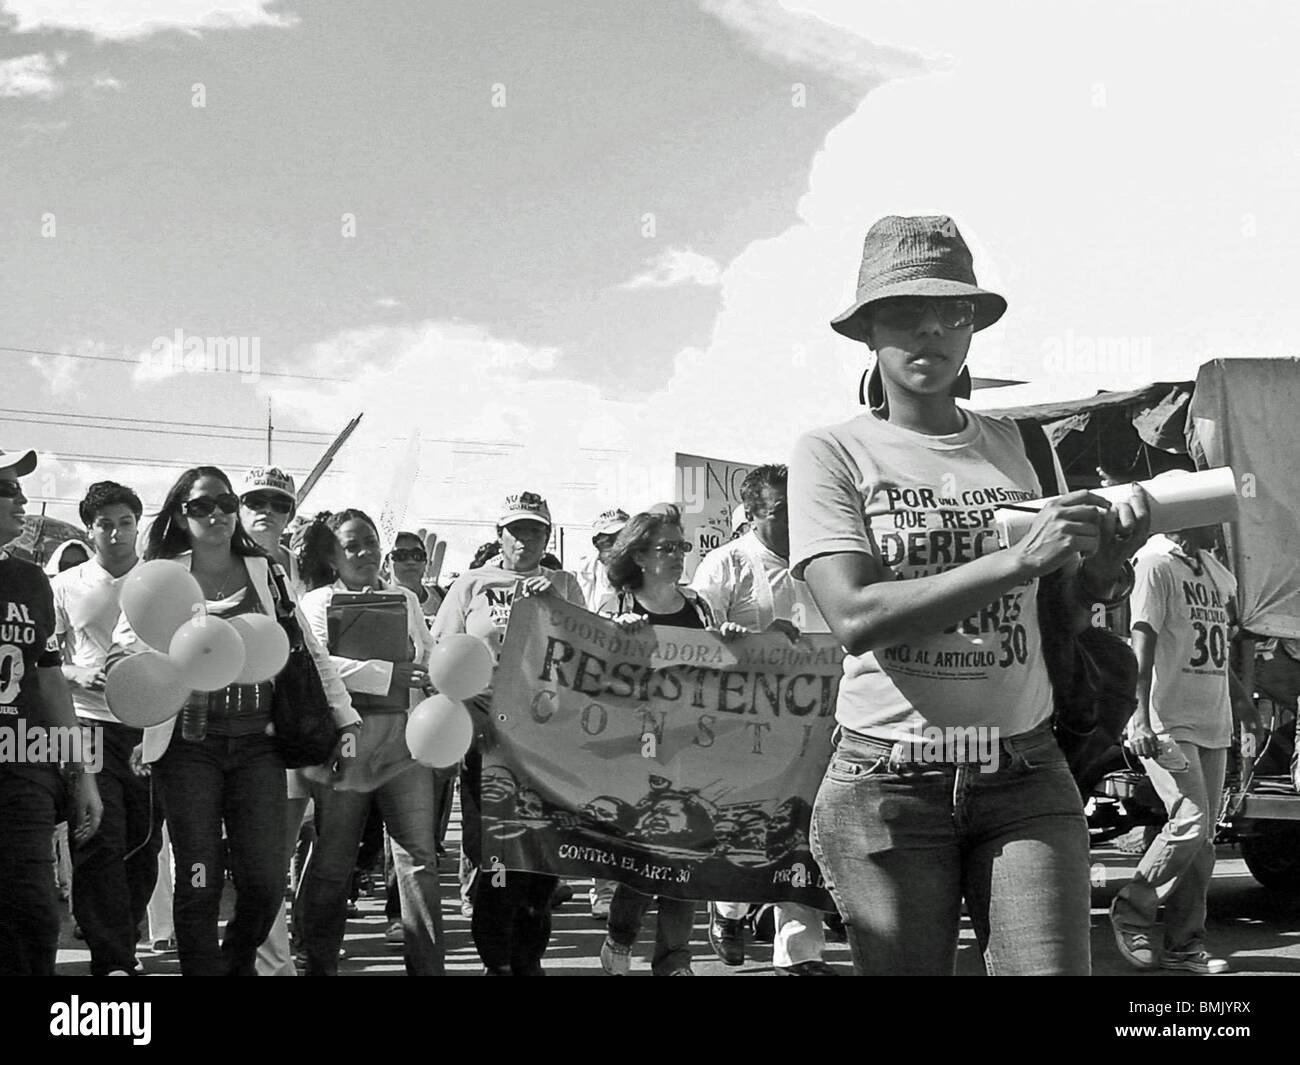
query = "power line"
xmin=0 ymin=406 xmax=330 ymax=438
xmin=1 ymin=413 xmax=331 ymax=446
xmin=47 ymin=451 xmax=351 ymax=475
xmin=0 ymin=344 xmax=351 ymax=383
xmin=4 ymin=405 xmax=543 ymax=451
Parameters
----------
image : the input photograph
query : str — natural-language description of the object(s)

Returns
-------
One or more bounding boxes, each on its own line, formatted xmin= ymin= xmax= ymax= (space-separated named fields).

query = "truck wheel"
xmin=1240 ymin=822 xmax=1300 ymax=889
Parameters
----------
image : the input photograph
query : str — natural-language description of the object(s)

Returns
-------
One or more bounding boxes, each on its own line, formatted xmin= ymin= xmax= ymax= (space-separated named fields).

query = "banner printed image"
xmin=481 ymin=597 xmax=841 ymax=905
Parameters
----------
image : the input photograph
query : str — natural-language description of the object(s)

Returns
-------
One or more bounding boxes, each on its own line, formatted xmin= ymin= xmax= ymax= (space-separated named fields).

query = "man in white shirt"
xmin=691 ymin=464 xmax=837 ymax=976
xmin=575 ymin=508 xmax=628 ymax=611
xmin=52 ymin=481 xmax=160 ymax=976
xmin=1111 ymin=525 xmax=1254 ymax=975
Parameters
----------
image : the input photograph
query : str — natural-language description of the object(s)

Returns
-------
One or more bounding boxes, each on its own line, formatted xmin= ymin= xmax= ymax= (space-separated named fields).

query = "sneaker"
xmin=460 ymin=898 xmax=474 ymax=920
xmin=1109 ymin=897 xmax=1158 ymax=970
xmin=551 ymin=882 xmax=574 ymax=908
xmin=384 ymin=920 xmax=405 ymax=947
xmin=600 ymin=938 xmax=631 ymax=976
xmin=590 ymin=895 xmax=611 ymax=921
xmin=664 ymin=966 xmax=695 ymax=976
xmin=1162 ymin=947 xmax=1230 ymax=974
xmin=708 ymin=905 xmax=745 ymax=966
xmin=149 ymin=938 xmax=176 ymax=954
xmin=776 ymin=959 xmax=839 ymax=976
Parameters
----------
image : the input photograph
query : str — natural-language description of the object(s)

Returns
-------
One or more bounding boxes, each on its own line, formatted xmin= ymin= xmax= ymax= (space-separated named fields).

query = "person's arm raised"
xmin=804 ymin=490 xmax=1112 ymax=655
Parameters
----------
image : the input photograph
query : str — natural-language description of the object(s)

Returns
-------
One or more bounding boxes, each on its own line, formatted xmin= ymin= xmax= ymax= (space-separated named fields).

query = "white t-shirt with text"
xmin=789 ymin=409 xmax=1061 ymax=740
xmin=1130 ymin=534 xmax=1235 ymax=748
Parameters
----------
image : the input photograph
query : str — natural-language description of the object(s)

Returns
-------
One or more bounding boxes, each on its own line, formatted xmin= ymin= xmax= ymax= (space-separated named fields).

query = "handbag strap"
xmin=1015 ymin=418 xmax=1071 ymax=626
xmin=266 ymin=560 xmax=309 ymax=651
xmin=267 ymin=560 xmax=295 ymax=618
xmin=1015 ymin=418 xmax=1062 ymax=497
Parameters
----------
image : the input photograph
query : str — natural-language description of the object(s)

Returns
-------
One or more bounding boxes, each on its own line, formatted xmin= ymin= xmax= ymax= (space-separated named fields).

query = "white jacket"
xmin=298 ymin=579 xmax=434 ymax=708
xmin=110 ymin=552 xmax=360 ymax=763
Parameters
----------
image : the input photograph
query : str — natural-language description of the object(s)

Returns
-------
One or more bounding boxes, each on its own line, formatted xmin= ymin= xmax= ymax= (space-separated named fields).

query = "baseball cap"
xmin=592 ymin=508 xmax=629 ymax=538
xmin=499 ymin=491 xmax=552 ymax=527
xmin=239 ymin=466 xmax=297 ymax=506
xmin=0 ymin=448 xmax=38 ymax=479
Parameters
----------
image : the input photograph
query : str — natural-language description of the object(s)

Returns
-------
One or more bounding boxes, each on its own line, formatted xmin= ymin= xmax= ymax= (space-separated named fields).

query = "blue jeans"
xmin=154 ymin=732 xmax=288 ymax=976
xmin=1114 ymin=742 xmax=1227 ymax=951
xmin=298 ymin=764 xmax=445 ymax=975
xmin=607 ymin=887 xmax=696 ymax=975
xmin=0 ymin=769 xmax=61 ymax=976
xmin=810 ymin=719 xmax=1091 ymax=975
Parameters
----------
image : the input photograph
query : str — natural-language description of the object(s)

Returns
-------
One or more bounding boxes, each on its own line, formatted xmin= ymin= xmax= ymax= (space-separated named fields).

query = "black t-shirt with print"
xmin=634 ymin=596 xmax=705 ymax=630
xmin=0 ymin=557 xmax=64 ymax=789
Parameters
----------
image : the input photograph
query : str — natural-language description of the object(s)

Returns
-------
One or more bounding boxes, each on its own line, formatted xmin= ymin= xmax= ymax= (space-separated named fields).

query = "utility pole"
xmin=266 ymin=398 xmax=273 ymax=464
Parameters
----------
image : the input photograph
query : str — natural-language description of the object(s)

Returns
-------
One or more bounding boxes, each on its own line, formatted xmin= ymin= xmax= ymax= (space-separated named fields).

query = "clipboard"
xmin=327 ymin=590 xmax=412 ymax=712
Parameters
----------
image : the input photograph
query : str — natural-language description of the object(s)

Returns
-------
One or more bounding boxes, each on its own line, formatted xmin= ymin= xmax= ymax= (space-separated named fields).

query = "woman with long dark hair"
xmin=295 ymin=509 xmax=446 ymax=975
xmin=112 ymin=466 xmax=358 ymax=975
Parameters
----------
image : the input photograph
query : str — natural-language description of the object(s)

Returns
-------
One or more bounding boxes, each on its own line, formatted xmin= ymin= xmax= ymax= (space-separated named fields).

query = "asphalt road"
xmin=54 ymin=821 xmax=1300 ymax=976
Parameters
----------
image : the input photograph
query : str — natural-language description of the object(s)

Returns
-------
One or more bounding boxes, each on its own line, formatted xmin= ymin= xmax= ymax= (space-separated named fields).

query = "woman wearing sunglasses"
xmin=295 ymin=509 xmax=446 ymax=975
xmin=593 ymin=503 xmax=745 ymax=976
xmin=111 ymin=466 xmax=359 ymax=976
xmin=789 ymin=216 xmax=1149 ymax=975
xmin=234 ymin=467 xmax=321 ymax=976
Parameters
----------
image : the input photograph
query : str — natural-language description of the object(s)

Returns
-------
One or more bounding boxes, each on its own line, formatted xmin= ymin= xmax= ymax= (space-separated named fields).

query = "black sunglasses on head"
xmin=389 ymin=548 xmax=428 ymax=563
xmin=183 ymin=493 xmax=240 ymax=518
xmin=242 ymin=491 xmax=293 ymax=515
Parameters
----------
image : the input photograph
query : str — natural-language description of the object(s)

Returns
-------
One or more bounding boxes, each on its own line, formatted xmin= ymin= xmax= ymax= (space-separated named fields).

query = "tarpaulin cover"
xmin=1189 ymin=358 xmax=1300 ymax=639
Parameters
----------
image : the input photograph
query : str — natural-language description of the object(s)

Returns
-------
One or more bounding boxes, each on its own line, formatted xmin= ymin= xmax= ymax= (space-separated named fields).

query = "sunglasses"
xmin=0 ymin=479 xmax=24 ymax=499
xmin=389 ymin=548 xmax=428 ymax=563
xmin=648 ymin=540 xmax=692 ymax=556
xmin=182 ymin=493 xmax=241 ymax=518
xmin=242 ymin=492 xmax=293 ymax=515
xmin=871 ymin=297 xmax=976 ymax=331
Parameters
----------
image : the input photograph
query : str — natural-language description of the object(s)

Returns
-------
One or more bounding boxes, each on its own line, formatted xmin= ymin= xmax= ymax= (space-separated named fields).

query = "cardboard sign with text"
xmin=674 ymin=452 xmax=757 ymax=580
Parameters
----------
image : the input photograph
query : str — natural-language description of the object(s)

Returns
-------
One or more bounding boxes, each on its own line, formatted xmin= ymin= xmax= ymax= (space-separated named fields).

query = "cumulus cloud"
xmin=0 ymin=51 xmax=65 ymax=98
xmin=2 ymin=1 xmax=298 ymax=40
xmin=699 ymin=0 xmax=942 ymax=93
xmin=618 ymin=248 xmax=723 ymax=290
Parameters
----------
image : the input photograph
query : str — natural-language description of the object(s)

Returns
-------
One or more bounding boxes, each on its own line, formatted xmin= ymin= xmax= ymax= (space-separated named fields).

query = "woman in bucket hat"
xmin=789 ymin=215 xmax=1151 ymax=974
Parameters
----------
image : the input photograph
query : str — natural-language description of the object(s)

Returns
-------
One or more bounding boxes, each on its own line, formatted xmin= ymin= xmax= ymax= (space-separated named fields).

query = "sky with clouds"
xmin=4 ymin=0 xmax=1299 ymax=568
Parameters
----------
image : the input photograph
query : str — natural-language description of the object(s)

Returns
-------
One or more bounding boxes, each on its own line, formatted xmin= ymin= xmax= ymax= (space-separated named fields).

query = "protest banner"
xmin=674 ymin=451 xmax=756 ymax=580
xmin=481 ymin=596 xmax=841 ymax=906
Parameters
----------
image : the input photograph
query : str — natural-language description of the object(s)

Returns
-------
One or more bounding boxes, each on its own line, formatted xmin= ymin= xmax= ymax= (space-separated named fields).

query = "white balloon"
xmin=228 ymin=614 xmax=291 ymax=683
xmin=405 ymin=695 xmax=474 ymax=768
xmin=169 ymin=615 xmax=246 ymax=692
xmin=119 ymin=560 xmax=205 ymax=651
xmin=105 ymin=652 xmax=189 ymax=727
xmin=428 ymin=634 xmax=495 ymax=700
